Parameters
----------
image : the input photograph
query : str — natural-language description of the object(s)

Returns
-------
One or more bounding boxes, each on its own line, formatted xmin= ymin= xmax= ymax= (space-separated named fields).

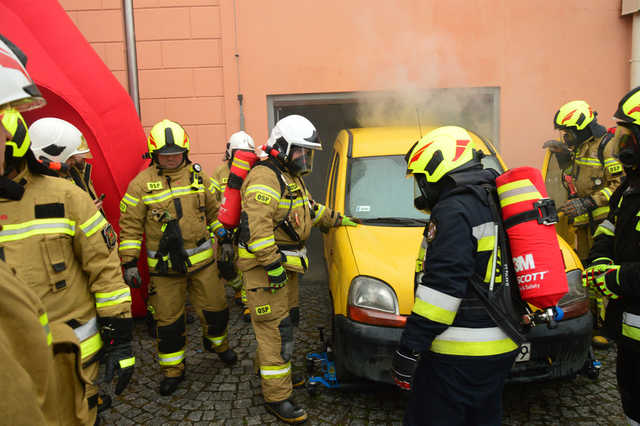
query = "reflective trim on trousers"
xmin=159 ymin=350 xmax=185 ymax=366
xmin=205 ymin=330 xmax=227 ymax=347
xmin=623 ymin=312 xmax=640 ymax=342
xmin=260 ymin=362 xmax=291 ymax=379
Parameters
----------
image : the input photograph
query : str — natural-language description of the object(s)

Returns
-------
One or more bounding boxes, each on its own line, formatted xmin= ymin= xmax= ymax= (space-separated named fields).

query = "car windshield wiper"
xmin=359 ymin=217 xmax=427 ymax=226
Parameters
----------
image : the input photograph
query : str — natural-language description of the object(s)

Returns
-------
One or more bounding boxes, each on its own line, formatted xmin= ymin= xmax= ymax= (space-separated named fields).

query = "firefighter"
xmin=0 ymin=36 xmax=61 ymax=424
xmin=119 ymin=119 xmax=237 ymax=396
xmin=392 ymin=126 xmax=519 ymax=426
xmin=238 ymin=115 xmax=357 ymax=423
xmin=28 ymin=117 xmax=103 ymax=210
xmin=583 ymin=86 xmax=640 ymax=426
xmin=546 ymin=100 xmax=623 ymax=347
xmin=1 ymin=110 xmax=134 ymax=425
xmin=209 ymin=130 xmax=255 ymax=322
xmin=28 ymin=117 xmax=115 ymax=412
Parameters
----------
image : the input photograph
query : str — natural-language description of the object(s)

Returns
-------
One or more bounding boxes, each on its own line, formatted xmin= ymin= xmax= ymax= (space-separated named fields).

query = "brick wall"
xmin=60 ymin=0 xmax=226 ymax=172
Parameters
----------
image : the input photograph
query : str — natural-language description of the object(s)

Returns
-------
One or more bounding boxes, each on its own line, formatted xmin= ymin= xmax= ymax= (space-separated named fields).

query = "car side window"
xmin=329 ymin=153 xmax=340 ymax=209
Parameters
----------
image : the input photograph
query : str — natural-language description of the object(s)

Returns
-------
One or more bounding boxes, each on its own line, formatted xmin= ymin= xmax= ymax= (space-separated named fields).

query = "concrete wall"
xmin=60 ymin=0 xmax=633 ymax=172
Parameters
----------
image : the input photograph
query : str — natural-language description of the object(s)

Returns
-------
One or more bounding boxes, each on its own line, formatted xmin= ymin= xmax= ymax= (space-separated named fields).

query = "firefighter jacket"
xmin=589 ymin=181 xmax=640 ymax=351
xmin=565 ymin=134 xmax=623 ymax=226
xmin=210 ymin=161 xmax=230 ymax=203
xmin=0 ymin=262 xmax=61 ymax=425
xmin=0 ymin=166 xmax=131 ymax=367
xmin=401 ymin=169 xmax=519 ymax=356
xmin=119 ymin=162 xmax=219 ymax=275
xmin=208 ymin=161 xmax=230 ymax=237
xmin=237 ymin=159 xmax=341 ymax=275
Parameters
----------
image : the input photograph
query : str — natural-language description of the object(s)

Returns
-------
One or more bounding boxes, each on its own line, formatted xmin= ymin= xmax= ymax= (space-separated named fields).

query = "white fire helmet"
xmin=227 ymin=130 xmax=255 ymax=158
xmin=0 ymin=34 xmax=46 ymax=112
xmin=29 ymin=117 xmax=85 ymax=163
xmin=268 ymin=115 xmax=322 ymax=176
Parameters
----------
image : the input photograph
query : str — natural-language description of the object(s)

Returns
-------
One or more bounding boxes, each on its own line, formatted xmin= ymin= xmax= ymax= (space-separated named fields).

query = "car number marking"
xmin=516 ymin=342 xmax=531 ymax=362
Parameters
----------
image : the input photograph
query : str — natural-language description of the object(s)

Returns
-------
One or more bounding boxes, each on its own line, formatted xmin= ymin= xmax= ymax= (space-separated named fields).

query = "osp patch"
xmin=255 ymin=192 xmax=271 ymax=205
xmin=255 ymin=304 xmax=272 ymax=316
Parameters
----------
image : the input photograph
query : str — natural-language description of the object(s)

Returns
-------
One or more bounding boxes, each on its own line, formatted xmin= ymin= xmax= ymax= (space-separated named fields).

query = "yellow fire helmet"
xmin=553 ymin=100 xmax=595 ymax=131
xmin=147 ymin=119 xmax=190 ymax=155
xmin=614 ymin=86 xmax=640 ymax=125
xmin=405 ymin=125 xmax=478 ymax=183
xmin=1 ymin=108 xmax=31 ymax=159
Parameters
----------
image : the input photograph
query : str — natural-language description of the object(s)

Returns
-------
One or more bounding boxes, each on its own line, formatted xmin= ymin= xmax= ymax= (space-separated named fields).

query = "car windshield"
xmin=345 ymin=154 xmax=503 ymax=226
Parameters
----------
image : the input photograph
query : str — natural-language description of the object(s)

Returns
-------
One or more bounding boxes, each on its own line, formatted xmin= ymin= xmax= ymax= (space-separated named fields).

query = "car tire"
xmin=331 ymin=314 xmax=355 ymax=382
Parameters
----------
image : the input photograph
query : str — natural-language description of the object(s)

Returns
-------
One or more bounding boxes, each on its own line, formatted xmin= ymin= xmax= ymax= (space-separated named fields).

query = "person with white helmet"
xmin=0 ymin=34 xmax=134 ymax=425
xmin=237 ymin=115 xmax=358 ymax=423
xmin=29 ymin=117 xmax=103 ymax=210
xmin=209 ymin=130 xmax=256 ymax=322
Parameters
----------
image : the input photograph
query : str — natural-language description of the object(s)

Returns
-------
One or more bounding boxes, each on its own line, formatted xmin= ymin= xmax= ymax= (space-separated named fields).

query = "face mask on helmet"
xmin=287 ymin=145 xmax=315 ymax=176
xmin=612 ymin=124 xmax=640 ymax=170
xmin=413 ymin=174 xmax=441 ymax=211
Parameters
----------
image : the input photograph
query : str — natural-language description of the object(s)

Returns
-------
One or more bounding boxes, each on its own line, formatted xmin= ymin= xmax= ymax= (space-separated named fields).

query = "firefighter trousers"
xmin=244 ymin=267 xmax=299 ymax=402
xmin=148 ymin=262 xmax=229 ymax=378
xmin=617 ymin=343 xmax=640 ymax=424
xmin=404 ymin=350 xmax=517 ymax=426
xmin=53 ymin=343 xmax=99 ymax=426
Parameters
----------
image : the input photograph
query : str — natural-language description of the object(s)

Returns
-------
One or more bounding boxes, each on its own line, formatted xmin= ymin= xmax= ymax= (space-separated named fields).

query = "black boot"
xmin=217 ymin=348 xmax=238 ymax=365
xmin=159 ymin=373 xmax=184 ymax=396
xmin=292 ymin=373 xmax=306 ymax=388
xmin=97 ymin=394 xmax=112 ymax=413
xmin=265 ymin=399 xmax=308 ymax=424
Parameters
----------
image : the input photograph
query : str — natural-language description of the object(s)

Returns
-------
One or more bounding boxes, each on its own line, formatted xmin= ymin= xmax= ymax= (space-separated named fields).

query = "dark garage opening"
xmin=269 ymin=88 xmax=499 ymax=285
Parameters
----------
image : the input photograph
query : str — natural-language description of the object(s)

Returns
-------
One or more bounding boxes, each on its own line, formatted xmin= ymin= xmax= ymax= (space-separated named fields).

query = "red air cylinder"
xmin=495 ymin=167 xmax=568 ymax=309
xmin=218 ymin=150 xmax=259 ymax=229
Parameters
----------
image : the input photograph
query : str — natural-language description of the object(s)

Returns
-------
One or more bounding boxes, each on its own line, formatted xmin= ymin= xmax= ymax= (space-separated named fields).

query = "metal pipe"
xmin=632 ymin=12 xmax=640 ymax=88
xmin=122 ymin=0 xmax=140 ymax=117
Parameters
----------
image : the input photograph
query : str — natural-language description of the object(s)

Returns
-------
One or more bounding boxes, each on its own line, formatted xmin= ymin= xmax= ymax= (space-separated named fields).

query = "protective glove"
xmin=558 ymin=197 xmax=596 ymax=218
xmin=542 ymin=139 xmax=569 ymax=154
xmin=99 ymin=317 xmax=135 ymax=395
xmin=341 ymin=216 xmax=361 ymax=227
xmin=217 ymin=243 xmax=238 ymax=281
xmin=122 ymin=260 xmax=142 ymax=288
xmin=582 ymin=264 xmax=622 ymax=299
xmin=391 ymin=346 xmax=420 ymax=391
xmin=265 ymin=261 xmax=287 ymax=292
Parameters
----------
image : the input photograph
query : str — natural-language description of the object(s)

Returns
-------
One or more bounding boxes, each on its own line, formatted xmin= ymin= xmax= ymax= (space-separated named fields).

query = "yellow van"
xmin=323 ymin=126 xmax=592 ymax=383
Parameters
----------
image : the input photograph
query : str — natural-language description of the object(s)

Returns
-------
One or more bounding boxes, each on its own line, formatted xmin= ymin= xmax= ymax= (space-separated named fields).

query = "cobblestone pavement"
xmin=102 ymin=279 xmax=627 ymax=425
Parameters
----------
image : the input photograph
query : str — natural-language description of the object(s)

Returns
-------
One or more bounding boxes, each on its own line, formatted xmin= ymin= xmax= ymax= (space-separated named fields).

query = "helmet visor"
xmin=288 ymin=145 xmax=314 ymax=176
xmin=612 ymin=125 xmax=640 ymax=167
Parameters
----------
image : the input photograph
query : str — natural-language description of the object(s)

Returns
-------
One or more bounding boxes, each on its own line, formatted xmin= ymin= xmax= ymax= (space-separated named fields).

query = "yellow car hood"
xmin=346 ymin=224 xmax=423 ymax=315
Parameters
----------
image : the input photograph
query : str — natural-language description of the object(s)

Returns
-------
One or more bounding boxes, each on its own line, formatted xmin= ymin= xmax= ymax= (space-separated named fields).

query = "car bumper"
xmin=507 ymin=311 xmax=593 ymax=383
xmin=333 ymin=311 xmax=593 ymax=385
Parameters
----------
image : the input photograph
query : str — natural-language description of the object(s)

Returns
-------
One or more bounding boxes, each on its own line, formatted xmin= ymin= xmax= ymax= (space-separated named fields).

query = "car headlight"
xmin=558 ymin=269 xmax=587 ymax=306
xmin=348 ymin=276 xmax=398 ymax=314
